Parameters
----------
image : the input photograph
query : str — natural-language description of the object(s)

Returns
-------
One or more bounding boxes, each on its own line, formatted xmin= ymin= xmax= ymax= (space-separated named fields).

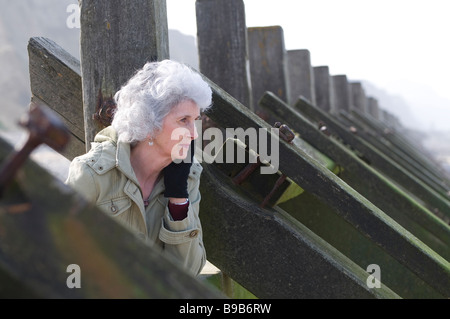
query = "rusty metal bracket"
xmin=232 ymin=157 xmax=262 ymax=186
xmin=231 ymin=122 xmax=296 ymax=208
xmin=260 ymin=122 xmax=295 ymax=208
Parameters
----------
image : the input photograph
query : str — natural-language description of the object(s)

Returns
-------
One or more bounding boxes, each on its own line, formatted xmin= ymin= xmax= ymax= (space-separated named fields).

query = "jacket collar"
xmin=115 ymin=138 xmax=140 ymax=186
xmin=88 ymin=127 xmax=141 ymax=187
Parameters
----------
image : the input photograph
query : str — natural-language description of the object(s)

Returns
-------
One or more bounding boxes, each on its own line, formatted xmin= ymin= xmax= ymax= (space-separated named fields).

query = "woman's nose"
xmin=190 ymin=122 xmax=199 ymax=140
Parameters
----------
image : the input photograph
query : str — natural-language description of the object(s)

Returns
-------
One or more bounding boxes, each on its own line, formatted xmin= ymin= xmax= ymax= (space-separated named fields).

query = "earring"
xmin=148 ymin=138 xmax=154 ymax=146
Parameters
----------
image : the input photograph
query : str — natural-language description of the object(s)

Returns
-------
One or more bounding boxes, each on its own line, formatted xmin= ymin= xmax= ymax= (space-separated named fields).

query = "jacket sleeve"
xmin=65 ymin=157 xmax=99 ymax=203
xmin=158 ymin=174 xmax=207 ymax=276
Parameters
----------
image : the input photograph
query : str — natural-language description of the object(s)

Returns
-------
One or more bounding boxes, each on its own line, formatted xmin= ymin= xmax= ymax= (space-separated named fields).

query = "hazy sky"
xmin=167 ymin=0 xmax=450 ymax=131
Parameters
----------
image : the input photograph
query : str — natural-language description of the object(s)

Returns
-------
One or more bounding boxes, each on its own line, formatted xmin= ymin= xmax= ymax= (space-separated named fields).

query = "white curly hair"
xmin=111 ymin=60 xmax=212 ymax=144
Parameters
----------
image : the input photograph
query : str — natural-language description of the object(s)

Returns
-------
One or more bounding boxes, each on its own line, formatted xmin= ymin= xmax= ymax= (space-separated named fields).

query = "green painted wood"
xmin=199 ymin=158 xmax=399 ymax=298
xmin=349 ymin=108 xmax=450 ymax=188
xmin=279 ymin=191 xmax=443 ymax=298
xmin=293 ymin=97 xmax=450 ymax=220
xmin=298 ymin=97 xmax=449 ymax=202
xmin=210 ymin=139 xmax=444 ymax=297
xmin=336 ymin=110 xmax=449 ymax=201
xmin=201 ymin=85 xmax=450 ymax=297
xmin=257 ymin=92 xmax=450 ymax=260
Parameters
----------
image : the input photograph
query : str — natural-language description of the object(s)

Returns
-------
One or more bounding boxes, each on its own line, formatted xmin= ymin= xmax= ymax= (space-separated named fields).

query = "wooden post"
xmin=247 ymin=26 xmax=289 ymax=121
xmin=367 ymin=96 xmax=380 ymax=119
xmin=350 ymin=82 xmax=367 ymax=114
xmin=332 ymin=74 xmax=351 ymax=114
xmin=313 ymin=66 xmax=335 ymax=113
xmin=196 ymin=0 xmax=252 ymax=109
xmin=79 ymin=0 xmax=169 ymax=150
xmin=287 ymin=49 xmax=316 ymax=106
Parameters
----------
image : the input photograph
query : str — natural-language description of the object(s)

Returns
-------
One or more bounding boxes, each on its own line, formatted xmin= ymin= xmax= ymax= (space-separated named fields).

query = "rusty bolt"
xmin=0 ymin=102 xmax=70 ymax=196
xmin=274 ymin=122 xmax=295 ymax=143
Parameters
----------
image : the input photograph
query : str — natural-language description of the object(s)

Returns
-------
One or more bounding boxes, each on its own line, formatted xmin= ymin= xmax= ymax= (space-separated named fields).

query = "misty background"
xmin=0 ymin=0 xmax=449 ymax=176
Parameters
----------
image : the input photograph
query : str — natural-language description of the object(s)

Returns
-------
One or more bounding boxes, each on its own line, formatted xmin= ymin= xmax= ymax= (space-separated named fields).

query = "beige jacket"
xmin=65 ymin=127 xmax=206 ymax=276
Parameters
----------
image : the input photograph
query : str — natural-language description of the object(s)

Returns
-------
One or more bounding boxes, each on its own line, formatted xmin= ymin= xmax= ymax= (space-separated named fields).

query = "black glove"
xmin=163 ymin=140 xmax=195 ymax=198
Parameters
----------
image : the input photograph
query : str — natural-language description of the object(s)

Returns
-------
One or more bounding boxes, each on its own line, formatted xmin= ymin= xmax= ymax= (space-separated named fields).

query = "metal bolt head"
xmin=19 ymin=102 xmax=70 ymax=152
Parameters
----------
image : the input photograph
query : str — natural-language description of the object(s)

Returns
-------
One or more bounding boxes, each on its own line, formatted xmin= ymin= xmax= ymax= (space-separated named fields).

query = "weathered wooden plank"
xmin=258 ymin=92 xmax=450 ymax=255
xmin=343 ymin=106 xmax=449 ymax=186
xmin=346 ymin=111 xmax=450 ymax=200
xmin=350 ymin=108 xmax=450 ymax=186
xmin=208 ymin=139 xmax=442 ymax=297
xmin=200 ymin=83 xmax=450 ymax=297
xmin=337 ymin=109 xmax=450 ymax=196
xmin=199 ymin=156 xmax=399 ymax=298
xmin=278 ymin=188 xmax=444 ymax=298
xmin=0 ymin=137 xmax=222 ymax=299
xmin=80 ymin=0 xmax=169 ymax=150
xmin=258 ymin=92 xmax=450 ymax=257
xmin=28 ymin=37 xmax=85 ymax=160
xmin=348 ymin=106 xmax=439 ymax=176
xmin=293 ymin=97 xmax=450 ymax=218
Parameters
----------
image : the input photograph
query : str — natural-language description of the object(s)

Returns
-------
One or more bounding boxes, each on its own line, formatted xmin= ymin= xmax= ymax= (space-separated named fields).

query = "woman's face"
xmin=153 ymin=99 xmax=201 ymax=161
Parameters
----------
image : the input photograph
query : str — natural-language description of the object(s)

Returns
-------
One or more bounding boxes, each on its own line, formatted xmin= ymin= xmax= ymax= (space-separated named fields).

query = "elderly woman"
xmin=65 ymin=60 xmax=212 ymax=276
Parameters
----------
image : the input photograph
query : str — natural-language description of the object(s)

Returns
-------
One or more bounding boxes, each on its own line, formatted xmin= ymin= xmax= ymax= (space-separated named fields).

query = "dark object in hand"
xmin=163 ymin=140 xmax=195 ymax=199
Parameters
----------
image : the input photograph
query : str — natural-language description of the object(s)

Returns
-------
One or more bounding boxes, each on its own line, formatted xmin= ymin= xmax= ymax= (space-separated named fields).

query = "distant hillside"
xmin=169 ymin=29 xmax=198 ymax=69
xmin=0 ymin=0 xmax=80 ymax=131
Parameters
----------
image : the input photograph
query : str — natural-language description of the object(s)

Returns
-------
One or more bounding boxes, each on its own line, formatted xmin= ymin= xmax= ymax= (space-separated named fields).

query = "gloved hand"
xmin=163 ymin=140 xmax=195 ymax=199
